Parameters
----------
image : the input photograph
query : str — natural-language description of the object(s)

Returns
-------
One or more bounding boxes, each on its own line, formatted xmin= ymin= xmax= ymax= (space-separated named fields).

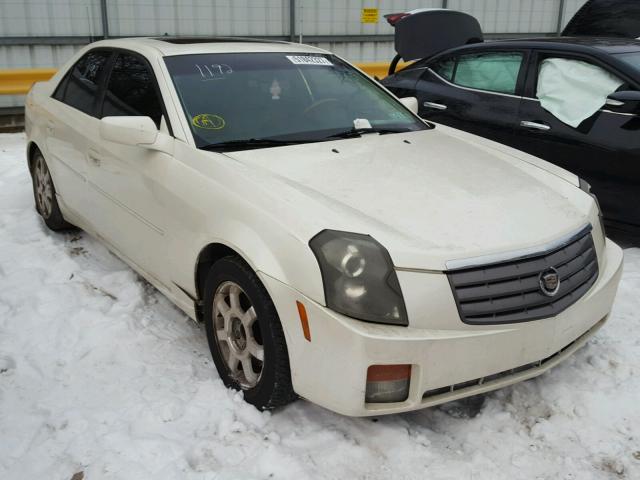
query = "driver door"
xmin=87 ymin=51 xmax=175 ymax=284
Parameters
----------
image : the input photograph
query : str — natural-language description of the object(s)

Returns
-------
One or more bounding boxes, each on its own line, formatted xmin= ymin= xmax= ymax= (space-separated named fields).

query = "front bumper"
xmin=259 ymin=239 xmax=623 ymax=416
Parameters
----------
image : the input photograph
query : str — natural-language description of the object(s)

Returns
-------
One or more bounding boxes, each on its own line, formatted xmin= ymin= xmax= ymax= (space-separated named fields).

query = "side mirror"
xmin=100 ymin=116 xmax=159 ymax=146
xmin=399 ymin=96 xmax=419 ymax=114
xmin=606 ymin=90 xmax=640 ymax=111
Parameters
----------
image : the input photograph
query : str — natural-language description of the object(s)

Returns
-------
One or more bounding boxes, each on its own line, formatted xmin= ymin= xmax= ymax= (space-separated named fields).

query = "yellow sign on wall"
xmin=361 ymin=8 xmax=379 ymax=24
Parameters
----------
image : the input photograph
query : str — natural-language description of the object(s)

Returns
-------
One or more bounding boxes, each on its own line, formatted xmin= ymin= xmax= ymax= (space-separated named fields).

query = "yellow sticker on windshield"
xmin=192 ymin=114 xmax=225 ymax=130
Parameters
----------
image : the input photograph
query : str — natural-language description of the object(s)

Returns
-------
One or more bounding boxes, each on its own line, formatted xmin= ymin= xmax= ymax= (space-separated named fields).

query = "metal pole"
xmin=100 ymin=0 xmax=109 ymax=39
xmin=289 ymin=0 xmax=296 ymax=42
xmin=86 ymin=3 xmax=94 ymax=40
xmin=299 ymin=0 xmax=303 ymax=44
xmin=556 ymin=0 xmax=566 ymax=36
xmin=442 ymin=0 xmax=448 ymax=8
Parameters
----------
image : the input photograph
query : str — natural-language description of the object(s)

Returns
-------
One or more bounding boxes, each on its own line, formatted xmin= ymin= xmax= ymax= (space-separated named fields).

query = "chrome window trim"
xmin=427 ymin=68 xmax=636 ymax=117
xmin=428 ymin=68 xmax=523 ymax=100
xmin=600 ymin=109 xmax=637 ymax=116
xmin=445 ymin=224 xmax=593 ymax=271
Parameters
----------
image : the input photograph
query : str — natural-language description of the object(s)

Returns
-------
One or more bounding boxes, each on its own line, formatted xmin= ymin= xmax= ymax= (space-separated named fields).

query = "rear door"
xmin=88 ymin=51 xmax=174 ymax=283
xmin=46 ymin=50 xmax=113 ymax=222
xmin=515 ymin=50 xmax=640 ymax=226
xmin=414 ymin=49 xmax=528 ymax=148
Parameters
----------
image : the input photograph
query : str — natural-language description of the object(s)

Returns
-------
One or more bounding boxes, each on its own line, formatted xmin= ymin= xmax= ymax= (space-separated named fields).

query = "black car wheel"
xmin=203 ymin=255 xmax=296 ymax=410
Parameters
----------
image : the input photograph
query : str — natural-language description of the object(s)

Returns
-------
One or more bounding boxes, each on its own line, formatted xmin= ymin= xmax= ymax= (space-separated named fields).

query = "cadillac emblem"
xmin=539 ymin=267 xmax=560 ymax=297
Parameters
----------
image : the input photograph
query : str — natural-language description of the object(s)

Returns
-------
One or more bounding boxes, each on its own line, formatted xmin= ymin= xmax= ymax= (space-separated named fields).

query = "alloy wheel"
xmin=212 ymin=281 xmax=264 ymax=389
xmin=34 ymin=156 xmax=53 ymax=219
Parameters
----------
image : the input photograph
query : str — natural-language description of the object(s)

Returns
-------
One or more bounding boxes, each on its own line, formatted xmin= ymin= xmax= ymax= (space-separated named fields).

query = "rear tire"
xmin=30 ymin=150 xmax=74 ymax=231
xmin=203 ymin=256 xmax=296 ymax=410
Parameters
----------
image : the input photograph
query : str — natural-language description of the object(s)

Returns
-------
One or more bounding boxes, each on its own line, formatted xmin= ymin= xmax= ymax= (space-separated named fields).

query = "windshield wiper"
xmin=200 ymin=138 xmax=312 ymax=152
xmin=201 ymin=128 xmax=414 ymax=151
xmin=323 ymin=127 xmax=413 ymax=140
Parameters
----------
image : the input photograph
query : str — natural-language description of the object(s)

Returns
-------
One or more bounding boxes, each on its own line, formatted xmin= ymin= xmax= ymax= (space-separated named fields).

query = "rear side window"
xmin=54 ymin=50 xmax=111 ymax=116
xmin=439 ymin=52 xmax=524 ymax=95
xmin=101 ymin=53 xmax=163 ymax=127
xmin=614 ymin=51 xmax=640 ymax=73
xmin=431 ymin=57 xmax=455 ymax=81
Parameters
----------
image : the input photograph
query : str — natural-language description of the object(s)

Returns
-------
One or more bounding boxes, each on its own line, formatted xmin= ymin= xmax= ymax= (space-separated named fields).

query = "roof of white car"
xmin=89 ymin=36 xmax=328 ymax=57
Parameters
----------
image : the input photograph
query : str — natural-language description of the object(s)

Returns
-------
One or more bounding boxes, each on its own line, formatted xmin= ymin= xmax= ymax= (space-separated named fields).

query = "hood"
xmin=562 ymin=0 xmax=640 ymax=38
xmin=225 ymin=128 xmax=593 ymax=271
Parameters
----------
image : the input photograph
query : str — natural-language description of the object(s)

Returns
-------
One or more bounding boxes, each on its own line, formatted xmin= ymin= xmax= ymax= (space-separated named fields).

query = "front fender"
xmin=188 ymin=219 xmax=325 ymax=305
xmin=164 ymin=142 xmax=325 ymax=307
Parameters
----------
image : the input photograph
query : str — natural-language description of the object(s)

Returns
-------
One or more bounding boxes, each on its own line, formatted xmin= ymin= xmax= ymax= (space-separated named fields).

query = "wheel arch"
xmin=190 ymin=229 xmax=325 ymax=317
xmin=194 ymin=242 xmax=244 ymax=303
xmin=26 ymin=141 xmax=41 ymax=173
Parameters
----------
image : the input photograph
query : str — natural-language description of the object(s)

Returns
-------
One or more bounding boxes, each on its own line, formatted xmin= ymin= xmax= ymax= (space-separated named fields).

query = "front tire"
xmin=203 ymin=256 xmax=296 ymax=410
xmin=30 ymin=151 xmax=74 ymax=231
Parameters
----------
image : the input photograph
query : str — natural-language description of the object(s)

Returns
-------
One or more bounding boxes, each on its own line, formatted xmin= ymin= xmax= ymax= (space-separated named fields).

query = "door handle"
xmin=423 ymin=101 xmax=447 ymax=110
xmin=87 ymin=149 xmax=103 ymax=166
xmin=605 ymin=98 xmax=625 ymax=107
xmin=520 ymin=120 xmax=551 ymax=131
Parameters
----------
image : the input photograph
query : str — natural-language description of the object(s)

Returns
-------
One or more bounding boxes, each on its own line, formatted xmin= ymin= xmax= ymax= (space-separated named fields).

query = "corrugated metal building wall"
xmin=1 ymin=0 xmax=588 ymax=108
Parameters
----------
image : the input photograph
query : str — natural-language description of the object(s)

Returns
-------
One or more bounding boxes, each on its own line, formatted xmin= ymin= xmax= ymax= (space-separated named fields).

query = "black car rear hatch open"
xmin=385 ymin=9 xmax=483 ymax=74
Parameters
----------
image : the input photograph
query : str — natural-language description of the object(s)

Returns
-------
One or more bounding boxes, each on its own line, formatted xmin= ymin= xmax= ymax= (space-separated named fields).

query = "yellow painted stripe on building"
xmin=0 ymin=63 xmax=409 ymax=95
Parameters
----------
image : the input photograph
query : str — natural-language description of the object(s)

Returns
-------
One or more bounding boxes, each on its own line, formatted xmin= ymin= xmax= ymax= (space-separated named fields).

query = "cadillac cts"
xmin=25 ymin=37 xmax=623 ymax=416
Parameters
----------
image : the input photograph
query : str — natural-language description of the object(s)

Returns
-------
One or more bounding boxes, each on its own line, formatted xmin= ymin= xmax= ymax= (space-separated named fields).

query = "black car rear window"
xmin=616 ymin=52 xmax=640 ymax=72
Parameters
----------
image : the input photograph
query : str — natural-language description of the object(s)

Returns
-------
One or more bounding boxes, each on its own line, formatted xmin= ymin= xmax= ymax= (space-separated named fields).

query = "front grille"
xmin=447 ymin=226 xmax=598 ymax=324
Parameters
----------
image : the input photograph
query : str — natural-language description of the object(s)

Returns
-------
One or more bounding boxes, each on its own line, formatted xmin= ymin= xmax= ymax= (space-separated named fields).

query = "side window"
xmin=451 ymin=52 xmax=524 ymax=94
xmin=536 ymin=57 xmax=625 ymax=98
xmin=535 ymin=57 xmax=625 ymax=127
xmin=54 ymin=50 xmax=111 ymax=116
xmin=430 ymin=57 xmax=455 ymax=81
xmin=101 ymin=53 xmax=163 ymax=127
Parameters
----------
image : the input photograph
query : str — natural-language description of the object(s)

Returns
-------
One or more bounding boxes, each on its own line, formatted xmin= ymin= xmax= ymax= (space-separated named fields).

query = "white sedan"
xmin=25 ymin=37 xmax=623 ymax=416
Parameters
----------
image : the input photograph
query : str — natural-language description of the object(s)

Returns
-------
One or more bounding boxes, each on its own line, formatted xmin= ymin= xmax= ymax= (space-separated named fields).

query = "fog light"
xmin=365 ymin=364 xmax=411 ymax=403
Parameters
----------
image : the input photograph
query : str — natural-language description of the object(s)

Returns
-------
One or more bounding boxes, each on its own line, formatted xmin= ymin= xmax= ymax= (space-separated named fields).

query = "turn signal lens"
xmin=296 ymin=301 xmax=311 ymax=342
xmin=365 ymin=364 xmax=411 ymax=403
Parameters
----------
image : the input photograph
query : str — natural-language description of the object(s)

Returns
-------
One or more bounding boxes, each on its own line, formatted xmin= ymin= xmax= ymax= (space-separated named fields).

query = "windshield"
xmin=164 ymin=52 xmax=426 ymax=149
xmin=615 ymin=51 xmax=640 ymax=72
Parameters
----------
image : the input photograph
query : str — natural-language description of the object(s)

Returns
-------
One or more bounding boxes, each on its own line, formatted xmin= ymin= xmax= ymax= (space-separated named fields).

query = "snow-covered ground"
xmin=0 ymin=132 xmax=639 ymax=480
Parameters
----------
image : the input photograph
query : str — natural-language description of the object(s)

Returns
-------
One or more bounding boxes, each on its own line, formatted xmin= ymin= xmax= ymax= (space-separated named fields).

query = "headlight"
xmin=309 ymin=230 xmax=408 ymax=326
xmin=579 ymin=178 xmax=606 ymax=240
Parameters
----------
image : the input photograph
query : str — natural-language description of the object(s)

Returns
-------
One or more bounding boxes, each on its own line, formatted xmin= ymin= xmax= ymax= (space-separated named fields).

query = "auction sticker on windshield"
xmin=286 ymin=55 xmax=332 ymax=66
